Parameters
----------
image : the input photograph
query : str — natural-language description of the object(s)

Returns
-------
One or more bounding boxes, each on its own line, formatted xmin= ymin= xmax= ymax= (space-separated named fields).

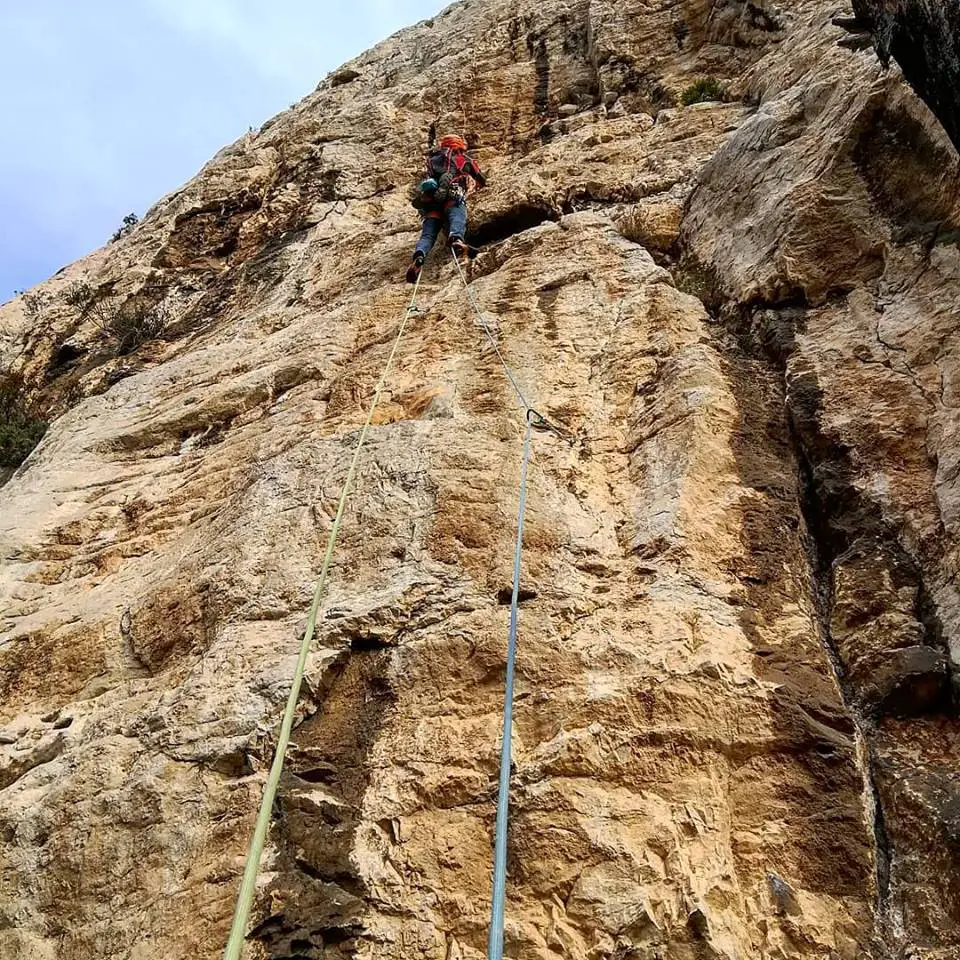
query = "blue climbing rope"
xmin=449 ymin=249 xmax=574 ymax=960
xmin=487 ymin=409 xmax=534 ymax=960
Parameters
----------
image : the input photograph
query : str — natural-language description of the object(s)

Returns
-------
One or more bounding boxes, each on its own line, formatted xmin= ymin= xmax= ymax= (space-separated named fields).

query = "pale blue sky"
xmin=0 ymin=1 xmax=446 ymax=297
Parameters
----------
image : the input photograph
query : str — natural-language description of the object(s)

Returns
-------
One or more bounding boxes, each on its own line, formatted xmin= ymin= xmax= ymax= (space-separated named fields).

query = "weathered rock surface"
xmin=1 ymin=1 xmax=959 ymax=959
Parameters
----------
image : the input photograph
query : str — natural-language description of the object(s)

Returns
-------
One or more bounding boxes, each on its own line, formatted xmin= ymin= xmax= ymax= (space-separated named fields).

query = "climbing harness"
xmin=223 ymin=271 xmax=423 ymax=960
xmin=422 ymin=139 xmax=485 ymax=205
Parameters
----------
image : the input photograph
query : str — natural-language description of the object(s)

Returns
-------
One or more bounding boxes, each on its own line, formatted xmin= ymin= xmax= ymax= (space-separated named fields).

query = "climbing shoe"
xmin=406 ymin=252 xmax=425 ymax=284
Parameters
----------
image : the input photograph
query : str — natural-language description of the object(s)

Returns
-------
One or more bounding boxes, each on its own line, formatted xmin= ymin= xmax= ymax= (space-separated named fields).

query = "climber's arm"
xmin=468 ymin=158 xmax=487 ymax=188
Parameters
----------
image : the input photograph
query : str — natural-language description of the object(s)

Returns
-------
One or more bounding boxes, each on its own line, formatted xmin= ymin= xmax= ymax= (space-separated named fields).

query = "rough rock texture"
xmin=2 ymin=2 xmax=959 ymax=959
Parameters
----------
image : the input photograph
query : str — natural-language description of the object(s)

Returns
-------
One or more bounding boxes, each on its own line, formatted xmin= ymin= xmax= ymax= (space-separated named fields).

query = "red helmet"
xmin=440 ymin=134 xmax=467 ymax=151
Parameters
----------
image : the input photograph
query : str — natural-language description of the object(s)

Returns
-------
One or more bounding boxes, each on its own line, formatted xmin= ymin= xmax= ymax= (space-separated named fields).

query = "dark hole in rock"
xmin=294 ymin=858 xmax=326 ymax=882
xmin=466 ymin=204 xmax=558 ymax=249
xmin=322 ymin=923 xmax=362 ymax=946
xmin=52 ymin=715 xmax=73 ymax=730
xmin=496 ymin=587 xmax=538 ymax=605
xmin=687 ymin=907 xmax=709 ymax=939
xmin=875 ymin=654 xmax=952 ymax=718
xmin=247 ymin=913 xmax=286 ymax=940
xmin=209 ymin=749 xmax=254 ymax=778
xmin=48 ymin=342 xmax=86 ymax=374
xmin=214 ymin=235 xmax=239 ymax=258
xmin=539 ymin=122 xmax=557 ymax=145
xmin=292 ymin=765 xmax=337 ymax=784
xmin=330 ymin=68 xmax=361 ymax=87
xmin=349 ymin=635 xmax=391 ymax=652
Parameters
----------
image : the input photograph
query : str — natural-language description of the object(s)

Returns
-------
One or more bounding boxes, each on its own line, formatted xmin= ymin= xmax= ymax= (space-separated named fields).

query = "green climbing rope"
xmin=223 ymin=270 xmax=423 ymax=960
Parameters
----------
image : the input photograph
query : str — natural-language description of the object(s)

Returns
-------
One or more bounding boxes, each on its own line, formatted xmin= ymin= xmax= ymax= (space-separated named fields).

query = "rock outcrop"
xmin=1 ymin=2 xmax=959 ymax=959
xmin=852 ymin=0 xmax=960 ymax=151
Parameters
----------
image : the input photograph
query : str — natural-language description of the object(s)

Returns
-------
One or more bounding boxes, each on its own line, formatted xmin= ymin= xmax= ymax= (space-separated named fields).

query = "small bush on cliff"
xmin=63 ymin=281 xmax=96 ymax=314
xmin=673 ymin=256 xmax=724 ymax=314
xmin=110 ymin=213 xmax=140 ymax=243
xmin=681 ymin=77 xmax=727 ymax=106
xmin=18 ymin=291 xmax=48 ymax=324
xmin=89 ymin=298 xmax=169 ymax=355
xmin=0 ymin=371 xmax=47 ymax=470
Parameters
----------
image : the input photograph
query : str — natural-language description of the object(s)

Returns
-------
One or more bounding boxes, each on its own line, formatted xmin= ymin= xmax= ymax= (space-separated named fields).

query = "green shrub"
xmin=110 ymin=213 xmax=140 ymax=243
xmin=681 ymin=77 xmax=727 ymax=106
xmin=89 ymin=298 xmax=169 ymax=355
xmin=20 ymin=291 xmax=48 ymax=324
xmin=0 ymin=372 xmax=47 ymax=470
xmin=673 ymin=256 xmax=724 ymax=313
xmin=63 ymin=280 xmax=96 ymax=314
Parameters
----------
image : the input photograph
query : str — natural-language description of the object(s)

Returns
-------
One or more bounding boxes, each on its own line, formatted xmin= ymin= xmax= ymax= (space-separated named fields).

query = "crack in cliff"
xmin=791 ymin=417 xmax=897 ymax=940
xmin=713 ymin=301 xmax=902 ymax=953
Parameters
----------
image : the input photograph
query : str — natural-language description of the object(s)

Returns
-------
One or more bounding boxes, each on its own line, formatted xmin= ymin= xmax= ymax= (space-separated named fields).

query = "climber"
xmin=406 ymin=134 xmax=487 ymax=283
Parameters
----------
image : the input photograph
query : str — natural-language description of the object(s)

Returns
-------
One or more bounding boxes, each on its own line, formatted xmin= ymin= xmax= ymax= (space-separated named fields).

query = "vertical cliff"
xmin=2 ymin=2 xmax=959 ymax=959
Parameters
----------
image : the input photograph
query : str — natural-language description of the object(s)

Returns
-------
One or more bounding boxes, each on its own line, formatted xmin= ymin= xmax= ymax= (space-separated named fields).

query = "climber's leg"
xmin=407 ymin=213 xmax=444 ymax=283
xmin=415 ymin=213 xmax=444 ymax=258
xmin=447 ymin=202 xmax=468 ymax=251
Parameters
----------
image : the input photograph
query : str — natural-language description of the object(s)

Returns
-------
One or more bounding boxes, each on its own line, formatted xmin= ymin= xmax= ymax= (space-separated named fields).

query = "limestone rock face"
xmin=1 ymin=2 xmax=959 ymax=959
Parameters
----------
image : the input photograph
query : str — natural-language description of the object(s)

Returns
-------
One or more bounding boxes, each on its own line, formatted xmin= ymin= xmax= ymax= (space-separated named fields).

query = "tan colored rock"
xmin=1 ymin=1 xmax=959 ymax=959
xmin=685 ymin=12 xmax=960 ymax=956
xmin=617 ymin=199 xmax=684 ymax=255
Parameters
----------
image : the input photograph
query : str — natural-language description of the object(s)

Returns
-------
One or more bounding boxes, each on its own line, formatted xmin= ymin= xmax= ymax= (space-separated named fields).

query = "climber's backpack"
xmin=410 ymin=148 xmax=473 ymax=209
xmin=427 ymin=148 xmax=471 ymax=202
xmin=427 ymin=146 xmax=470 ymax=180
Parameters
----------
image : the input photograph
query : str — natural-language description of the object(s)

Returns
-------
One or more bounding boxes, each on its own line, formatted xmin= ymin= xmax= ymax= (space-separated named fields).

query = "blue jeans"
xmin=415 ymin=202 xmax=468 ymax=258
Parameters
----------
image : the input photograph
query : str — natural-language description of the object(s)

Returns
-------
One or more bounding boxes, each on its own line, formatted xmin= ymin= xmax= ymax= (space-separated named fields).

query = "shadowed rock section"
xmin=853 ymin=0 xmax=960 ymax=152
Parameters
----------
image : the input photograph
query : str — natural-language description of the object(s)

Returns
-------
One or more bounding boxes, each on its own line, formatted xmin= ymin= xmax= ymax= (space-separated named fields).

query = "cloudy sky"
xmin=0 ymin=1 xmax=446 ymax=298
